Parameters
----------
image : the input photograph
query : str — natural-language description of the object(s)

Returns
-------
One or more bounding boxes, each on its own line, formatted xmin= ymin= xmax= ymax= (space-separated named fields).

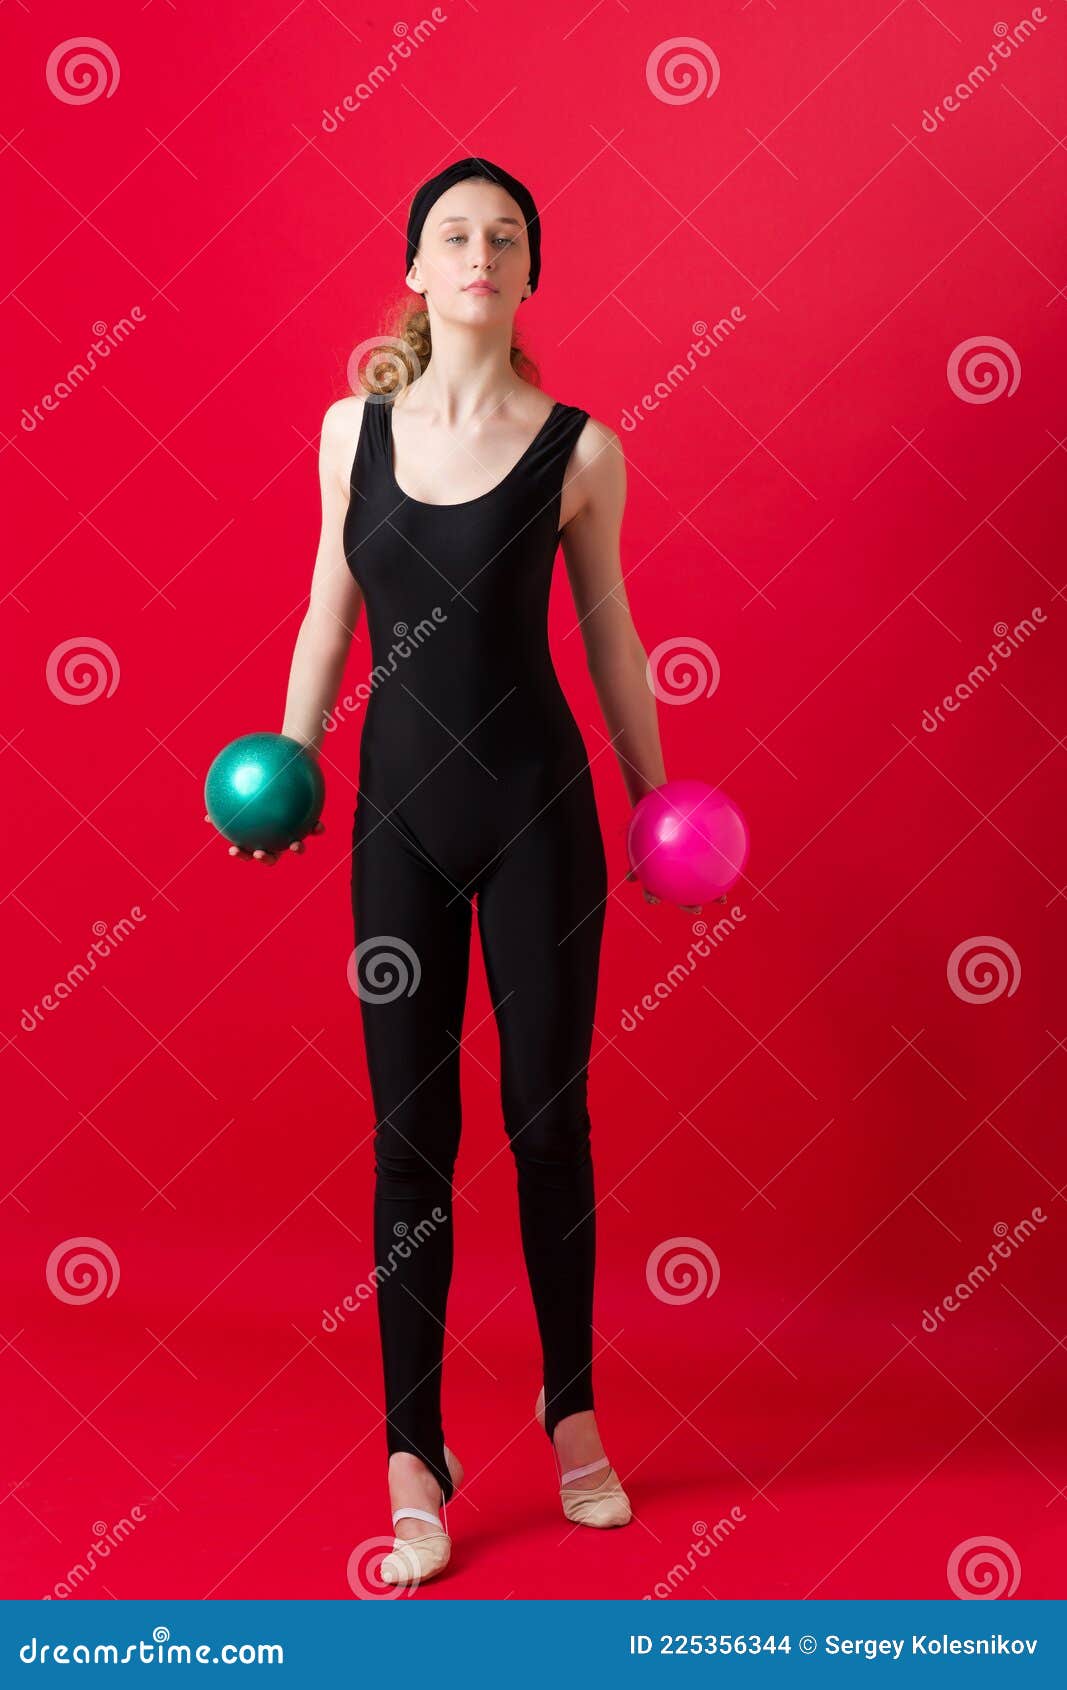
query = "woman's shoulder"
xmin=323 ymin=391 xmax=368 ymax=433
xmin=554 ymin=395 xmax=618 ymax=441
xmin=320 ymin=392 xmax=375 ymax=492
xmin=555 ymin=401 xmax=622 ymax=473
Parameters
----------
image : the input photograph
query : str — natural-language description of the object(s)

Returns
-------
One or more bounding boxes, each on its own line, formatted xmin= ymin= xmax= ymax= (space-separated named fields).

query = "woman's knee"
xmin=505 ymin=1105 xmax=592 ymax=1170
xmin=374 ymin=1120 xmax=459 ymax=1197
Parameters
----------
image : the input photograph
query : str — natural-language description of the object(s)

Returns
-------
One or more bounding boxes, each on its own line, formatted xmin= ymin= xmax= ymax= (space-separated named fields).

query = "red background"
xmin=4 ymin=0 xmax=1064 ymax=1601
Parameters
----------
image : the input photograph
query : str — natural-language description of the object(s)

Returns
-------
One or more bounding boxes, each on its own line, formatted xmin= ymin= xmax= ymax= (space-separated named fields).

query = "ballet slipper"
xmin=534 ymin=1386 xmax=632 ymax=1528
xmin=380 ymin=1444 xmax=464 ymax=1587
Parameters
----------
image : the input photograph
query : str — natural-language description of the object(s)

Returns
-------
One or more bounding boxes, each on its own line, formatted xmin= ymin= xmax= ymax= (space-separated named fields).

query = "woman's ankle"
xmin=388 ymin=1446 xmax=460 ymax=1507
xmin=388 ymin=1451 xmax=442 ymax=1496
xmin=551 ymin=1409 xmax=605 ymax=1473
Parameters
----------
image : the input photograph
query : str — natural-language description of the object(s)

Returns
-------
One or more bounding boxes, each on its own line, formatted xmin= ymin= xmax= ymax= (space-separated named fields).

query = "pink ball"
xmin=627 ymin=780 xmax=749 ymax=904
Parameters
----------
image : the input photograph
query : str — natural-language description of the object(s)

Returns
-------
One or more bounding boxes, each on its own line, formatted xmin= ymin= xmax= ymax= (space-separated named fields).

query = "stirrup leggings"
xmin=351 ymin=784 xmax=607 ymax=1505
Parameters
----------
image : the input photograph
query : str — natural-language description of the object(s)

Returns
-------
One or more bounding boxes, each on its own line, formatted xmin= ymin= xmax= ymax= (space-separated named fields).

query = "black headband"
xmin=405 ymin=156 xmax=541 ymax=294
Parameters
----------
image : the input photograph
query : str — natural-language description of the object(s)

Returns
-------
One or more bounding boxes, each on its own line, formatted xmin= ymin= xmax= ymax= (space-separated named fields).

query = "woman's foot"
xmin=380 ymin=1446 xmax=464 ymax=1588
xmin=387 ymin=1447 xmax=463 ymax=1541
xmin=534 ymin=1387 xmax=606 ymax=1489
xmin=535 ymin=1386 xmax=632 ymax=1526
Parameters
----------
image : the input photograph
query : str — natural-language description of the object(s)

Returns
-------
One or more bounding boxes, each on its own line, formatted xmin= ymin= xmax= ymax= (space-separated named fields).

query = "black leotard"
xmin=343 ymin=392 xmax=606 ymax=1503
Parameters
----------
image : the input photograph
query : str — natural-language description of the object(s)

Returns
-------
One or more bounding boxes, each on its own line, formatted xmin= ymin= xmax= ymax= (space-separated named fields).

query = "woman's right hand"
xmin=625 ymin=865 xmax=729 ymax=912
xmin=204 ymin=813 xmax=326 ymax=866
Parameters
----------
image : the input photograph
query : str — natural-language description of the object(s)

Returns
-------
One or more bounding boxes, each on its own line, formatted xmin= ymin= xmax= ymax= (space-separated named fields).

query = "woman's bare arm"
xmin=281 ymin=398 xmax=366 ymax=756
xmin=560 ymin=420 xmax=666 ymax=808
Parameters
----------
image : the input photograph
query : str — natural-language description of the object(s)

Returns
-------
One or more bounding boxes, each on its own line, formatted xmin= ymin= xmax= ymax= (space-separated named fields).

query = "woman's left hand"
xmin=626 ymin=867 xmax=728 ymax=913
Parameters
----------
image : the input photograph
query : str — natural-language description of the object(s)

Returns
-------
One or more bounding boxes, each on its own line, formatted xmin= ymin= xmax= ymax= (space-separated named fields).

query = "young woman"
xmin=217 ymin=157 xmax=706 ymax=1587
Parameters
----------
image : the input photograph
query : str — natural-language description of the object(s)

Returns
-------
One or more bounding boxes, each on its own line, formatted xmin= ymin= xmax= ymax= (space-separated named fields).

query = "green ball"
xmin=205 ymin=733 xmax=325 ymax=852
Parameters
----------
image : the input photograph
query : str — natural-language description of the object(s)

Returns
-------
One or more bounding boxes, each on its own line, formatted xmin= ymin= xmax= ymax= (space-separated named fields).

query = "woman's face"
xmin=407 ymin=178 xmax=531 ymax=318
